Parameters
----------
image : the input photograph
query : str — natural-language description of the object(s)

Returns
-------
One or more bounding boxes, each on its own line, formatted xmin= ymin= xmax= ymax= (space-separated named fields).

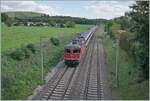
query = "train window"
xmin=73 ymin=49 xmax=80 ymax=53
xmin=72 ymin=41 xmax=77 ymax=44
xmin=72 ymin=40 xmax=79 ymax=44
xmin=65 ymin=49 xmax=71 ymax=53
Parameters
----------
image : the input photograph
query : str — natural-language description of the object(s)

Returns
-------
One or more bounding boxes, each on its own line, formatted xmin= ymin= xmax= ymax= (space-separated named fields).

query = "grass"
xmin=2 ymin=23 xmax=93 ymax=52
xmin=1 ymin=24 xmax=92 ymax=100
xmin=103 ymin=34 xmax=149 ymax=100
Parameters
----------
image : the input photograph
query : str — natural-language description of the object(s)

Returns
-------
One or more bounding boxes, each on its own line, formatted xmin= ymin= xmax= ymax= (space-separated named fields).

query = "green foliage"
xmin=106 ymin=1 xmax=149 ymax=79
xmin=1 ymin=13 xmax=8 ymax=22
xmin=2 ymin=11 xmax=44 ymax=18
xmin=114 ymin=16 xmax=131 ymax=30
xmin=50 ymin=37 xmax=60 ymax=46
xmin=129 ymin=1 xmax=149 ymax=79
xmin=10 ymin=48 xmax=26 ymax=60
xmin=105 ymin=20 xmax=121 ymax=39
xmin=2 ymin=24 xmax=90 ymax=52
xmin=1 ymin=11 xmax=107 ymax=26
xmin=1 ymin=13 xmax=14 ymax=27
xmin=5 ymin=17 xmax=14 ymax=27
xmin=119 ymin=32 xmax=130 ymax=53
xmin=26 ymin=43 xmax=36 ymax=53
xmin=66 ymin=21 xmax=75 ymax=28
xmin=59 ymin=23 xmax=66 ymax=28
xmin=23 ymin=47 xmax=32 ymax=59
xmin=103 ymin=34 xmax=149 ymax=100
xmin=1 ymin=24 xmax=91 ymax=99
xmin=10 ymin=44 xmax=36 ymax=60
xmin=48 ymin=20 xmax=56 ymax=27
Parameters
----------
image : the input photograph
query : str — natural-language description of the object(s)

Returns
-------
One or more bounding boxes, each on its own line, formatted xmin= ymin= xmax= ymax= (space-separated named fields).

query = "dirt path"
xmin=30 ymin=25 xmax=112 ymax=100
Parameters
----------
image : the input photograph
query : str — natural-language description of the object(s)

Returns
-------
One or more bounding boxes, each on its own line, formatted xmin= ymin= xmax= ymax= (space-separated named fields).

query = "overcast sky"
xmin=1 ymin=0 xmax=135 ymax=19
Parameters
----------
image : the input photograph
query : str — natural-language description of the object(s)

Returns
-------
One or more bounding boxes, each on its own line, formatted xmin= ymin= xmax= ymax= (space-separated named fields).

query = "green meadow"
xmin=1 ymin=24 xmax=92 ymax=99
xmin=2 ymin=24 xmax=92 ymax=52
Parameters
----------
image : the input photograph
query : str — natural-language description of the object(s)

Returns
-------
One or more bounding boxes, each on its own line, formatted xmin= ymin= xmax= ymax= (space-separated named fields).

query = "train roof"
xmin=65 ymin=43 xmax=81 ymax=49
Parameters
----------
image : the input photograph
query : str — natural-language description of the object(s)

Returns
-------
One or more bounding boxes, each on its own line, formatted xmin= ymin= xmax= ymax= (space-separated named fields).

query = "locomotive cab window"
xmin=73 ymin=49 xmax=80 ymax=53
xmin=65 ymin=49 xmax=71 ymax=53
xmin=72 ymin=41 xmax=78 ymax=44
xmin=72 ymin=40 xmax=79 ymax=44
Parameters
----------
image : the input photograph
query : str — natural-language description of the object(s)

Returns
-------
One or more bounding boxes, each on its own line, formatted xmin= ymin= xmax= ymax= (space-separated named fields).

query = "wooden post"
xmin=40 ymin=36 xmax=44 ymax=82
xmin=115 ymin=36 xmax=120 ymax=87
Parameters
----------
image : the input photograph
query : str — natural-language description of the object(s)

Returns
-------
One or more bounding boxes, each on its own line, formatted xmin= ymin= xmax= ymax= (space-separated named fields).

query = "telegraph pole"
xmin=115 ymin=38 xmax=119 ymax=87
xmin=40 ymin=36 xmax=44 ymax=82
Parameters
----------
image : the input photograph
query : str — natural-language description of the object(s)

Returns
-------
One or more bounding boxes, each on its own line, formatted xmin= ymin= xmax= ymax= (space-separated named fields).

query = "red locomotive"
xmin=64 ymin=26 xmax=97 ymax=66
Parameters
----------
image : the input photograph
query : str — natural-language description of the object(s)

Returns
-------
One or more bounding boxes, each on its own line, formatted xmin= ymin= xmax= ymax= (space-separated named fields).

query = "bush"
xmin=66 ymin=21 xmax=75 ymax=28
xmin=48 ymin=20 xmax=56 ymax=27
xmin=60 ymin=23 xmax=66 ymax=28
xmin=10 ymin=43 xmax=36 ymax=60
xmin=10 ymin=49 xmax=26 ymax=60
xmin=26 ymin=43 xmax=36 ymax=53
xmin=23 ymin=47 xmax=32 ymax=59
xmin=119 ymin=32 xmax=130 ymax=52
xmin=50 ymin=37 xmax=60 ymax=46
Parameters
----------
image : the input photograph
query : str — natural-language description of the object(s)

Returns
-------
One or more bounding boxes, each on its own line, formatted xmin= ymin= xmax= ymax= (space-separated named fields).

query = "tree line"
xmin=1 ymin=12 xmax=107 ymax=27
xmin=105 ymin=1 xmax=149 ymax=79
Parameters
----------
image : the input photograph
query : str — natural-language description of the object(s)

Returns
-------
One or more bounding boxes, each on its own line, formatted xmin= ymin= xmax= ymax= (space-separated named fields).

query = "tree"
xmin=48 ymin=20 xmax=56 ymax=27
xmin=5 ymin=17 xmax=14 ymax=27
xmin=129 ymin=1 xmax=149 ymax=79
xmin=1 ymin=13 xmax=8 ymax=22
xmin=66 ymin=21 xmax=75 ymax=28
xmin=1 ymin=13 xmax=14 ymax=27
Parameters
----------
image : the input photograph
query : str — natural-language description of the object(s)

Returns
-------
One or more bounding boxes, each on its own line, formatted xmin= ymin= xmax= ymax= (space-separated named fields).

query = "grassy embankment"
xmin=102 ymin=33 xmax=149 ymax=100
xmin=1 ymin=24 xmax=93 ymax=100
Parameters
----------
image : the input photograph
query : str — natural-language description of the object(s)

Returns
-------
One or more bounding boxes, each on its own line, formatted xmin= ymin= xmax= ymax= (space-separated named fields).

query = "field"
xmin=1 ymin=24 xmax=92 ymax=99
xmin=2 ymin=24 xmax=92 ymax=52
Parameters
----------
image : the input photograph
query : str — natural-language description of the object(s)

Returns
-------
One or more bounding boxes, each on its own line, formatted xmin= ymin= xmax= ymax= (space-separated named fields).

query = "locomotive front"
xmin=64 ymin=44 xmax=81 ymax=66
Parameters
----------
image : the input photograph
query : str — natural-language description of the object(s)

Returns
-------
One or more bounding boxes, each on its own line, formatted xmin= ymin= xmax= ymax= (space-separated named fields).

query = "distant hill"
xmin=2 ymin=11 xmax=45 ymax=18
xmin=2 ymin=11 xmax=107 ymax=25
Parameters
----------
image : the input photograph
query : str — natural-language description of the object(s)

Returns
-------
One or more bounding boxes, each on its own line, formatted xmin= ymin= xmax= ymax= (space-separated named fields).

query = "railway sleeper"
xmin=51 ymin=93 xmax=63 ymax=97
xmin=49 ymin=96 xmax=61 ymax=100
xmin=53 ymin=91 xmax=64 ymax=94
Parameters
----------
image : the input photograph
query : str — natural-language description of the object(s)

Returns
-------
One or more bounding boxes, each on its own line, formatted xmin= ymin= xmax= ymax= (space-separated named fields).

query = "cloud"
xmin=84 ymin=1 xmax=135 ymax=19
xmin=0 ymin=1 xmax=136 ymax=19
xmin=1 ymin=1 xmax=59 ymax=15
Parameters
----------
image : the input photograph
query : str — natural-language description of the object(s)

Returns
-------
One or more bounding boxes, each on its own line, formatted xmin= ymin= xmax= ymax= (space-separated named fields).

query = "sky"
xmin=1 ymin=0 xmax=135 ymax=20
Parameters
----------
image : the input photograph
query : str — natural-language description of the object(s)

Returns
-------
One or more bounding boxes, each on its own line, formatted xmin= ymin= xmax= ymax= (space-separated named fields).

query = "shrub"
xmin=26 ymin=43 xmax=36 ymax=53
xmin=10 ymin=49 xmax=25 ymax=60
xmin=23 ymin=47 xmax=32 ymax=59
xmin=119 ymin=32 xmax=130 ymax=52
xmin=10 ymin=44 xmax=36 ymax=60
xmin=60 ymin=23 xmax=66 ymax=28
xmin=66 ymin=21 xmax=75 ymax=28
xmin=50 ymin=37 xmax=60 ymax=46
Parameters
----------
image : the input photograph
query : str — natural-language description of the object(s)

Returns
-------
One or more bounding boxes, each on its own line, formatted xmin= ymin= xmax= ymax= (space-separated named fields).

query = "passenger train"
xmin=64 ymin=26 xmax=97 ymax=66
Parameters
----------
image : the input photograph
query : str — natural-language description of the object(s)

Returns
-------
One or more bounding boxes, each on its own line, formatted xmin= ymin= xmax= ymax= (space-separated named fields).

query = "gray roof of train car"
xmin=65 ymin=43 xmax=81 ymax=49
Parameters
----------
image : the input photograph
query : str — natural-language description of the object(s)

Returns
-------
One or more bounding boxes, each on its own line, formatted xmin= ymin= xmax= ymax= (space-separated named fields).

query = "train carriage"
xmin=64 ymin=26 xmax=97 ymax=66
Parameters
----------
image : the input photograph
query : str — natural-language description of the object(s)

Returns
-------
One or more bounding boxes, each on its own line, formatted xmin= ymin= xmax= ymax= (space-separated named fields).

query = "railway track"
xmin=32 ymin=28 xmax=106 ymax=100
